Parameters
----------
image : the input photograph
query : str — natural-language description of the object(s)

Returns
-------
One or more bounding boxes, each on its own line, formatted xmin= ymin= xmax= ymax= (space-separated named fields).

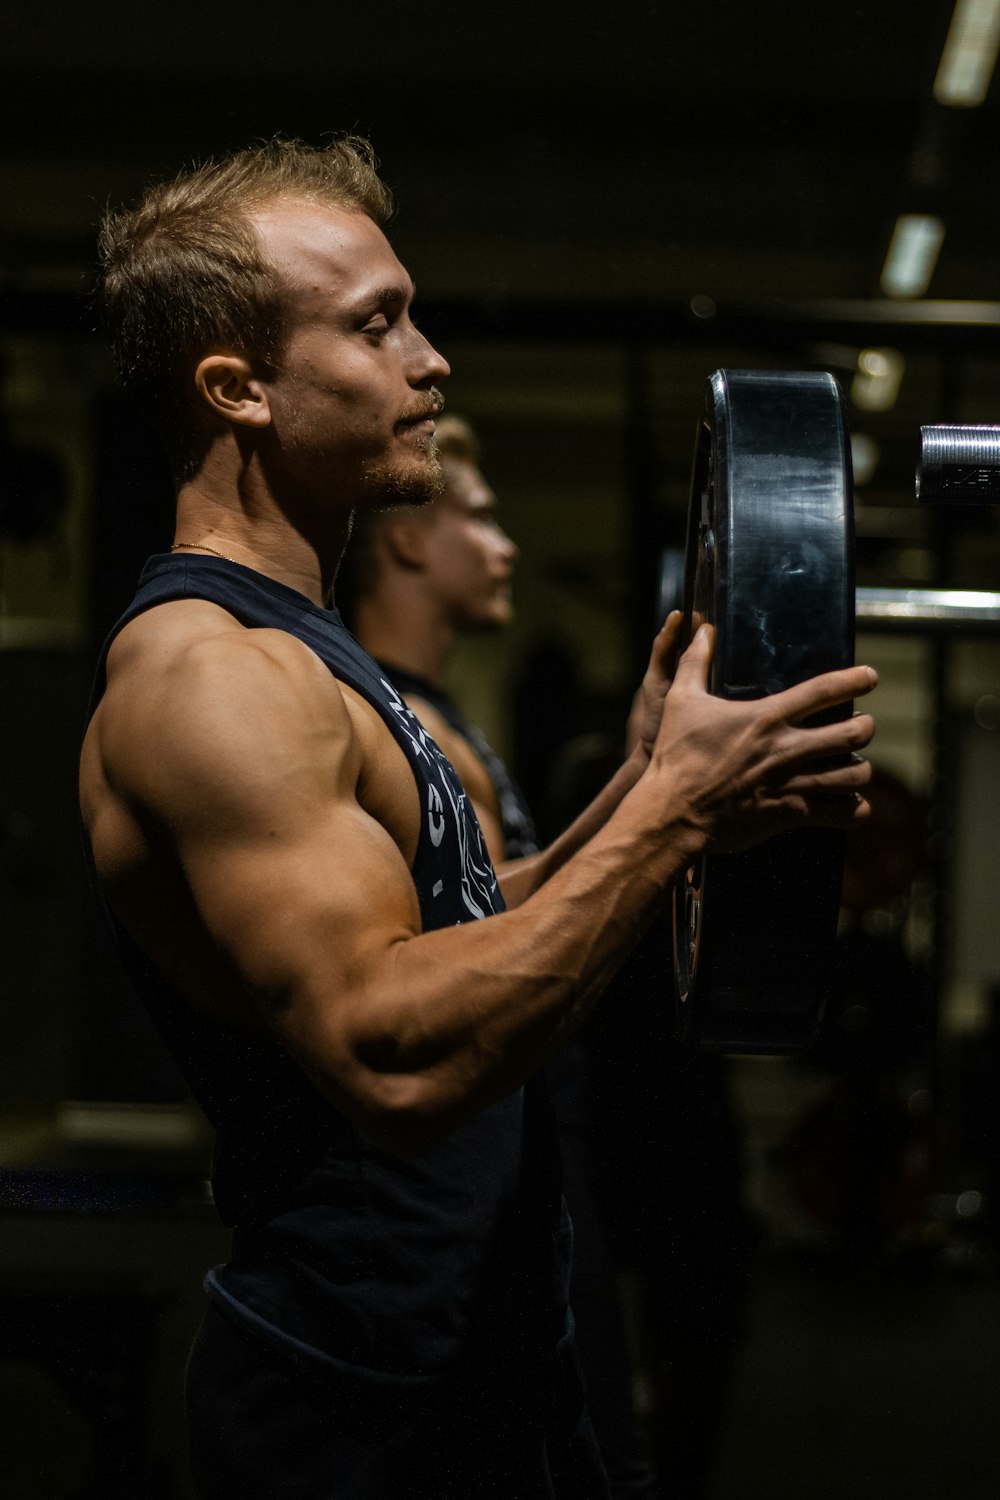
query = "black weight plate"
xmin=672 ymin=370 xmax=856 ymax=1053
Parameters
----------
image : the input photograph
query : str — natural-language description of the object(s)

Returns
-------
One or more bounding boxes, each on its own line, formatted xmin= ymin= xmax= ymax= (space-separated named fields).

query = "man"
xmin=340 ymin=415 xmax=661 ymax=1496
xmin=338 ymin=415 xmax=531 ymax=866
xmin=81 ymin=136 xmax=876 ymax=1498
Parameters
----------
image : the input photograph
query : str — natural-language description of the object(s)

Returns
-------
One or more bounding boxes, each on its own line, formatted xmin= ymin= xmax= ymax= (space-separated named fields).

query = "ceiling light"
xmin=880 ymin=214 xmax=946 ymax=298
xmin=934 ymin=0 xmax=1000 ymax=106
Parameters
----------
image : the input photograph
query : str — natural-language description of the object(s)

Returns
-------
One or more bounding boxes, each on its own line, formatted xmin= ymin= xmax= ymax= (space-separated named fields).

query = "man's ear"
xmin=194 ymin=355 xmax=271 ymax=429
xmin=383 ymin=511 xmax=431 ymax=570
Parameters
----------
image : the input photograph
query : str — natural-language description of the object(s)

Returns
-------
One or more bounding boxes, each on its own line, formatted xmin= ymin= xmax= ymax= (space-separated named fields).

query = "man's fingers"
xmin=779 ymin=755 xmax=873 ymax=796
xmin=793 ymin=792 xmax=873 ymax=829
xmin=649 ymin=610 xmax=684 ymax=672
xmin=770 ymin=664 xmax=878 ymax=725
xmin=669 ymin=623 xmax=715 ymax=689
xmin=780 ymin=712 xmax=876 ymax=768
xmin=669 ymin=641 xmax=875 ymax=725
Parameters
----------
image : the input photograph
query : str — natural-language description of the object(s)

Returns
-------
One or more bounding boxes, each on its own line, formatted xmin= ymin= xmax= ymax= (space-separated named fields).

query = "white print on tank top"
xmin=380 ymin=678 xmax=499 ymax=919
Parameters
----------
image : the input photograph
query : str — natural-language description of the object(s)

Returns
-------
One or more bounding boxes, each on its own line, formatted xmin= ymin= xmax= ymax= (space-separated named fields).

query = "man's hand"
xmin=627 ymin=610 xmax=685 ymax=759
xmin=649 ymin=624 xmax=877 ymax=852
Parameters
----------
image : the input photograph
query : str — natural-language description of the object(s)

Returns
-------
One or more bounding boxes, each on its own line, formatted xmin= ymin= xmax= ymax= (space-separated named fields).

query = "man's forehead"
xmin=252 ymin=197 xmax=410 ymax=302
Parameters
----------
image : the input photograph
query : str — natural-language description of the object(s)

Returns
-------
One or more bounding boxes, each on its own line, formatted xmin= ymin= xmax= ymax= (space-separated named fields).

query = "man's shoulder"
xmin=107 ymin=598 xmax=337 ymax=699
xmin=91 ymin=601 xmax=357 ymax=806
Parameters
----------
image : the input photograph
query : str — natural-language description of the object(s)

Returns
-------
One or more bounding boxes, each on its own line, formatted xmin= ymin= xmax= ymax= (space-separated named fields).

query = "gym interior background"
xmin=2 ymin=2 xmax=1000 ymax=1496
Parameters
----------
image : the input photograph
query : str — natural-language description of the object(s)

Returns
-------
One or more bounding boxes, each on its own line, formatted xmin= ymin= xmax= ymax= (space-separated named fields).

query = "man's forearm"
xmin=496 ymin=742 xmax=651 ymax=908
xmin=294 ymin=765 xmax=703 ymax=1154
xmin=277 ymin=643 xmax=876 ymax=1157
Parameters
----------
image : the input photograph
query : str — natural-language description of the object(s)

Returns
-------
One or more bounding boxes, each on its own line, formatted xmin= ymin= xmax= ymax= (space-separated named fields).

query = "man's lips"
xmin=396 ymin=390 xmax=445 ymax=431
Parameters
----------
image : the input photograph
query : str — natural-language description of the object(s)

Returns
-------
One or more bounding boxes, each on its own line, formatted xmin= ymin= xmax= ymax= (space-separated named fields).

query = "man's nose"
xmin=410 ymin=327 xmax=450 ymax=385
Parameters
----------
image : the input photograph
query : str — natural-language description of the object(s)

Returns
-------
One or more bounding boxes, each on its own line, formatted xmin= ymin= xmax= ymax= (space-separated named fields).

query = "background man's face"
xmin=424 ymin=458 xmax=518 ymax=630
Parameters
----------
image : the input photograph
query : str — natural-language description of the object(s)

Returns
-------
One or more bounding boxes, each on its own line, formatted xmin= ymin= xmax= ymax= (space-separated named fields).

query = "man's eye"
xmin=364 ymin=318 xmax=391 ymax=338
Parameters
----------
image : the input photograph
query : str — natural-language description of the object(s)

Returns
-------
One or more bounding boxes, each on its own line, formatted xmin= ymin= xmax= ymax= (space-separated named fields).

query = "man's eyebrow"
xmin=350 ymin=282 xmax=415 ymax=314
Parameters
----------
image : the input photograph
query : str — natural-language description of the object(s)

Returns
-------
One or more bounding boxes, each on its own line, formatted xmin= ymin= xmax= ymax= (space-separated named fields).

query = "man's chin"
xmin=360 ymin=451 xmax=445 ymax=509
xmin=458 ymin=605 xmax=513 ymax=633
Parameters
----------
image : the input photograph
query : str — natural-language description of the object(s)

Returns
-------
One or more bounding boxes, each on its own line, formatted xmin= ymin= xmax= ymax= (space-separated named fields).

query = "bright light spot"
xmin=851 ymin=347 xmax=906 ymax=412
xmin=880 ymin=215 xmax=946 ymax=299
xmin=850 ymin=432 xmax=880 ymax=485
xmin=934 ymin=0 xmax=1000 ymax=107
xmin=956 ymin=1189 xmax=984 ymax=1218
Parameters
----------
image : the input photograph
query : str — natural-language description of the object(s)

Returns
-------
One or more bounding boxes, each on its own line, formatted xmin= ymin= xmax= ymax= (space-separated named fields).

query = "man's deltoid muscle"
xmin=81 ymin=136 xmax=877 ymax=1499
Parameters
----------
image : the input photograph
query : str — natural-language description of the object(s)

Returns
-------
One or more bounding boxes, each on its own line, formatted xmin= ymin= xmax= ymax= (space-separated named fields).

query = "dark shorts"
xmin=185 ymin=1302 xmax=611 ymax=1500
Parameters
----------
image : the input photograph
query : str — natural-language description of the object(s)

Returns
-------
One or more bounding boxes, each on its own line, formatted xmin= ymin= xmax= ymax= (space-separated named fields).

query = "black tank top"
xmin=83 ymin=554 xmax=568 ymax=1391
xmin=376 ymin=663 xmax=539 ymax=860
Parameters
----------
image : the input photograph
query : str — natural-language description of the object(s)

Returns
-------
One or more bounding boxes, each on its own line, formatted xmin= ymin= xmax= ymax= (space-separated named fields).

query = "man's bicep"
xmin=173 ymin=784 xmax=427 ymax=1132
xmin=183 ymin=794 xmax=423 ymax=1013
xmin=130 ymin=630 xmax=422 ymax=1034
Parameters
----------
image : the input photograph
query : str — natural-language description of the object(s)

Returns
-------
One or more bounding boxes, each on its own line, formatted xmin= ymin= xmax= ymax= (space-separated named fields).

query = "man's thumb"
xmin=672 ymin=623 xmax=715 ymax=688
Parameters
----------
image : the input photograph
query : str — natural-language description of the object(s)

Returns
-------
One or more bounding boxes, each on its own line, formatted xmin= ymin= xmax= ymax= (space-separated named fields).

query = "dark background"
xmin=2 ymin=3 xmax=999 ymax=1496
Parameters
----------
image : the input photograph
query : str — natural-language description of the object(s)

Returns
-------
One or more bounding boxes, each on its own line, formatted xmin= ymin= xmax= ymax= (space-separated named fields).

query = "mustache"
xmin=397 ymin=388 xmax=445 ymax=426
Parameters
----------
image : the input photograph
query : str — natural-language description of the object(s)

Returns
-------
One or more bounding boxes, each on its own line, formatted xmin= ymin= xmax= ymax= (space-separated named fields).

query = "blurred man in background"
xmin=340 ymin=415 xmax=662 ymax=1496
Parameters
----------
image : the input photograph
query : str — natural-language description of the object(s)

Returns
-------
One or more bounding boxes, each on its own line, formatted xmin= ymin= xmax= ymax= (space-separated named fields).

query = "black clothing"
xmin=378 ymin=662 xmax=659 ymax=1500
xmin=373 ymin=663 xmax=539 ymax=859
xmin=83 ymin=555 xmax=572 ymax=1404
xmin=186 ymin=1300 xmax=608 ymax=1500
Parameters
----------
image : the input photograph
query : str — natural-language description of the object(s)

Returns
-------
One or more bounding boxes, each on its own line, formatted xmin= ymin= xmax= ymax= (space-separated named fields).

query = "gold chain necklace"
xmin=170 ymin=541 xmax=240 ymax=565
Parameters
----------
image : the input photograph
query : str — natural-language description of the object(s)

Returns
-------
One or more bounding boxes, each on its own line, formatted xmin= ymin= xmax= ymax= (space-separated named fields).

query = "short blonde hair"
xmin=97 ymin=136 xmax=393 ymax=479
xmin=433 ymin=415 xmax=480 ymax=467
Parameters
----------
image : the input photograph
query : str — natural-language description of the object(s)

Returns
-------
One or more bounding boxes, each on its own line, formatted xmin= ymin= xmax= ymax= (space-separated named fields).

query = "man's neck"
xmin=351 ymin=589 xmax=456 ymax=688
xmin=174 ymin=453 xmax=351 ymax=607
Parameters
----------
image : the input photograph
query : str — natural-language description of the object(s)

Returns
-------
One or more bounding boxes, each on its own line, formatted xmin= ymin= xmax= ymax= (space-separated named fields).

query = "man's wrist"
xmin=622 ymin=757 xmax=708 ymax=873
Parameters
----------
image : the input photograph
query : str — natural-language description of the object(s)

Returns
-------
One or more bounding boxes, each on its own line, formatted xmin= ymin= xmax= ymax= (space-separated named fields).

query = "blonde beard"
xmin=360 ymin=439 xmax=445 ymax=508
